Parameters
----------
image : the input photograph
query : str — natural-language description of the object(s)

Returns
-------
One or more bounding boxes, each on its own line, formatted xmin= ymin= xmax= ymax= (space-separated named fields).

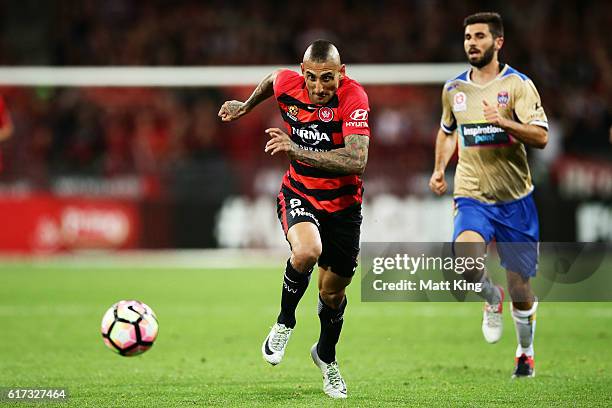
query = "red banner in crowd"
xmin=0 ymin=194 xmax=139 ymax=252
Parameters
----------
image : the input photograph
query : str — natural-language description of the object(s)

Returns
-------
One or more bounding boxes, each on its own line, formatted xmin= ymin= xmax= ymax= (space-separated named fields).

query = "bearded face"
xmin=464 ymin=23 xmax=502 ymax=69
xmin=467 ymin=41 xmax=496 ymax=68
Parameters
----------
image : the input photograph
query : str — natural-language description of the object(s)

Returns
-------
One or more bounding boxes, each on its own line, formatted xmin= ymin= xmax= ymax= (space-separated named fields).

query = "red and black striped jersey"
xmin=273 ymin=69 xmax=371 ymax=213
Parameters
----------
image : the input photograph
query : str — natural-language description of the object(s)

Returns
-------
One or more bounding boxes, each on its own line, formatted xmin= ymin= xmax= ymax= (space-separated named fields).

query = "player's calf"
xmin=316 ymin=294 xmax=347 ymax=364
xmin=511 ymin=301 xmax=537 ymax=378
xmin=277 ymin=259 xmax=312 ymax=329
xmin=511 ymin=301 xmax=537 ymax=356
xmin=264 ymin=259 xmax=313 ymax=366
xmin=317 ymin=268 xmax=351 ymax=365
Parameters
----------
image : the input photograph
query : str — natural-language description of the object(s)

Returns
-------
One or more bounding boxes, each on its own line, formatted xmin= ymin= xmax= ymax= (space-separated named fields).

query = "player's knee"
xmin=291 ymin=243 xmax=322 ymax=272
xmin=453 ymin=232 xmax=486 ymax=281
xmin=508 ymin=282 xmax=533 ymax=304
xmin=512 ymin=300 xmax=534 ymax=311
xmin=455 ymin=230 xmax=486 ymax=244
xmin=319 ymin=288 xmax=345 ymax=310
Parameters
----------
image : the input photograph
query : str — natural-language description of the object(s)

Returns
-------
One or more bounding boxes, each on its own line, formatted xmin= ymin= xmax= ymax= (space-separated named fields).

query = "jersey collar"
xmin=467 ymin=63 xmax=508 ymax=88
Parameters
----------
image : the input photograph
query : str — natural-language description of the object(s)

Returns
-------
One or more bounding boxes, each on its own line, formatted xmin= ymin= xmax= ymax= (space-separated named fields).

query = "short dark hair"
xmin=463 ymin=12 xmax=504 ymax=38
xmin=307 ymin=39 xmax=339 ymax=63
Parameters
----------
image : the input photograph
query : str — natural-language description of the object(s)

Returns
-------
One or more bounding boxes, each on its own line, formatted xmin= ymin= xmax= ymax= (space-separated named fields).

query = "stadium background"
xmin=0 ymin=0 xmax=609 ymax=252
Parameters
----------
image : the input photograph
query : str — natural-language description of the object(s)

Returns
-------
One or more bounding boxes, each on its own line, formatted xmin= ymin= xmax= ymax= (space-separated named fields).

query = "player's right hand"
xmin=429 ymin=170 xmax=447 ymax=195
xmin=218 ymin=100 xmax=248 ymax=122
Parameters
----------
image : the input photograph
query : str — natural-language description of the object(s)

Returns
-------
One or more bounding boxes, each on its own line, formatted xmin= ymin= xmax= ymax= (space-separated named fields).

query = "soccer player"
xmin=429 ymin=12 xmax=548 ymax=378
xmin=218 ymin=40 xmax=370 ymax=398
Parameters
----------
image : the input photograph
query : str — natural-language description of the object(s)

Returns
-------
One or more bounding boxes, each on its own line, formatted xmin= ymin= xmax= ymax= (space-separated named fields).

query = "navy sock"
xmin=277 ymin=259 xmax=311 ymax=328
xmin=317 ymin=295 xmax=347 ymax=364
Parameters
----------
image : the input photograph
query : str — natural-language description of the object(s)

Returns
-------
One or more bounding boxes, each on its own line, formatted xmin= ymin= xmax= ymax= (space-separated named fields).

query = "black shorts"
xmin=277 ymin=186 xmax=362 ymax=278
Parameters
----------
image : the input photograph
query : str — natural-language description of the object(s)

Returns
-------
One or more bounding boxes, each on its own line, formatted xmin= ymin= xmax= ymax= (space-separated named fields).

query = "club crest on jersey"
xmin=287 ymin=105 xmax=299 ymax=120
xmin=453 ymin=92 xmax=467 ymax=112
xmin=292 ymin=124 xmax=330 ymax=146
xmin=497 ymin=91 xmax=509 ymax=107
xmin=318 ymin=107 xmax=334 ymax=122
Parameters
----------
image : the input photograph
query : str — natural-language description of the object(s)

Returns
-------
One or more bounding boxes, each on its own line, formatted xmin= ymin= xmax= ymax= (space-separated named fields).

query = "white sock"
xmin=511 ymin=301 xmax=538 ymax=358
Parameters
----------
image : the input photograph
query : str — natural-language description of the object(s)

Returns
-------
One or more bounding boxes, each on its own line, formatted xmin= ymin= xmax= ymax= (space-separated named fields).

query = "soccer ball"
xmin=101 ymin=300 xmax=159 ymax=356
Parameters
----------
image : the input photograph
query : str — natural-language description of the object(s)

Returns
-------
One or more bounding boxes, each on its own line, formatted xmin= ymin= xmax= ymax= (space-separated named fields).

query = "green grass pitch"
xmin=1 ymin=259 xmax=611 ymax=407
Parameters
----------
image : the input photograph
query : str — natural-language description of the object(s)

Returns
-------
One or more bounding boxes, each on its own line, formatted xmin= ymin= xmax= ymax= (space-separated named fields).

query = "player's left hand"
xmin=482 ymin=100 xmax=507 ymax=127
xmin=264 ymin=128 xmax=296 ymax=157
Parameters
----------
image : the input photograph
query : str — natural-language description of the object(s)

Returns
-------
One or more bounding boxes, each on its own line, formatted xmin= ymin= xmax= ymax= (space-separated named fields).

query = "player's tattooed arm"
xmin=218 ymin=70 xmax=279 ymax=122
xmin=292 ymin=134 xmax=369 ymax=175
xmin=265 ymin=129 xmax=369 ymax=175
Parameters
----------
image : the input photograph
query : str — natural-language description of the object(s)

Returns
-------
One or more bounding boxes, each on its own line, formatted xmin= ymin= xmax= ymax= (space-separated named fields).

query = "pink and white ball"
xmin=101 ymin=300 xmax=159 ymax=356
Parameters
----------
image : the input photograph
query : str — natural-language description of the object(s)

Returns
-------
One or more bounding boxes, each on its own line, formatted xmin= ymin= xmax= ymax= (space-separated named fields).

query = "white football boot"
xmin=310 ymin=343 xmax=347 ymax=399
xmin=482 ymin=285 xmax=505 ymax=343
xmin=261 ymin=323 xmax=293 ymax=365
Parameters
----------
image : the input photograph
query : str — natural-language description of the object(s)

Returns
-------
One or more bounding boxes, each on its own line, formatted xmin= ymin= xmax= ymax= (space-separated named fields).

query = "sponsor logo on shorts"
xmin=287 ymin=197 xmax=319 ymax=226
xmin=289 ymin=207 xmax=320 ymax=226
xmin=289 ymin=198 xmax=301 ymax=209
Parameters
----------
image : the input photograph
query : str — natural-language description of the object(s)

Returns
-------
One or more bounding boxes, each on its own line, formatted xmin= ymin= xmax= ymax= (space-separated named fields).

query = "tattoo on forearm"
xmin=245 ymin=72 xmax=275 ymax=110
xmin=291 ymin=134 xmax=369 ymax=175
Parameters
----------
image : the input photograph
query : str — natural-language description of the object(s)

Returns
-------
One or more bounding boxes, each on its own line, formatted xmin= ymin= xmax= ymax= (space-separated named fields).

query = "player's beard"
xmin=468 ymin=43 xmax=495 ymax=68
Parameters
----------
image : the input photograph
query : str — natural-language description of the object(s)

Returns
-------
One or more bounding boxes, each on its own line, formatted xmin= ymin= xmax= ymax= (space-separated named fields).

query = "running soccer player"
xmin=218 ymin=40 xmax=370 ymax=398
xmin=429 ymin=12 xmax=548 ymax=378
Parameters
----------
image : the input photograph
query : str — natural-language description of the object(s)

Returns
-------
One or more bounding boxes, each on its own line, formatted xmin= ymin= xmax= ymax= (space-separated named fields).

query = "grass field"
xmin=1 ymin=256 xmax=611 ymax=407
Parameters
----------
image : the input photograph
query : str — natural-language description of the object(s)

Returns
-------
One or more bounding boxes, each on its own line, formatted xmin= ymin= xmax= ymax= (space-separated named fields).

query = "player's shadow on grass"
xmin=256 ymin=386 xmax=323 ymax=401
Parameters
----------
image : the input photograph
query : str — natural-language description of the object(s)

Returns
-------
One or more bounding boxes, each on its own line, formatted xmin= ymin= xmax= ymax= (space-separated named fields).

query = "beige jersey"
xmin=440 ymin=64 xmax=548 ymax=203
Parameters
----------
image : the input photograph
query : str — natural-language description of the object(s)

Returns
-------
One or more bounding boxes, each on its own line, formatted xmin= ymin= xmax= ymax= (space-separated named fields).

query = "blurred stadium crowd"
xmin=0 ymin=0 xmax=609 ymax=191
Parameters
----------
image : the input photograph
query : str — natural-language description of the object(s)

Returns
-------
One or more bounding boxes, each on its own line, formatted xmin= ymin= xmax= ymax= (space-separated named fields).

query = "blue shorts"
xmin=452 ymin=192 xmax=539 ymax=278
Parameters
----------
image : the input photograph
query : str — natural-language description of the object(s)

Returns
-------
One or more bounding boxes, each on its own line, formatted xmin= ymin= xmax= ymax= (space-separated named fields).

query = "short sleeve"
xmin=440 ymin=84 xmax=456 ymax=134
xmin=273 ymin=69 xmax=303 ymax=99
xmin=514 ymin=79 xmax=548 ymax=129
xmin=340 ymin=85 xmax=370 ymax=137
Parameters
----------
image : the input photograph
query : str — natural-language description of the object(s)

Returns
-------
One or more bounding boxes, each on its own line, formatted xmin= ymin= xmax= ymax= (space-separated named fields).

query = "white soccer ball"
xmin=101 ymin=300 xmax=159 ymax=356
